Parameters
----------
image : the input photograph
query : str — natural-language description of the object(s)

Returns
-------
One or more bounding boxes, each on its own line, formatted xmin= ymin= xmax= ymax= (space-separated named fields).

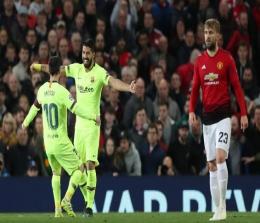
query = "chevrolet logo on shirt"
xmin=77 ymin=85 xmax=94 ymax=93
xmin=204 ymin=73 xmax=219 ymax=82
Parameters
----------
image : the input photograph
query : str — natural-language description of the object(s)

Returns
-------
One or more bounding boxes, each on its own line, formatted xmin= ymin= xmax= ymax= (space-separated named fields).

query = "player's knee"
xmin=208 ymin=161 xmax=217 ymax=172
xmin=216 ymin=148 xmax=227 ymax=163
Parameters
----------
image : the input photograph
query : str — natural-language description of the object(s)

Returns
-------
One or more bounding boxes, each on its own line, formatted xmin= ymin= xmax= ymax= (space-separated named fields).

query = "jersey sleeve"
xmin=64 ymin=63 xmax=80 ymax=78
xmin=189 ymin=59 xmax=201 ymax=113
xmin=23 ymin=98 xmax=41 ymax=127
xmin=100 ymin=68 xmax=110 ymax=86
xmin=228 ymin=55 xmax=247 ymax=116
xmin=61 ymin=87 xmax=95 ymax=120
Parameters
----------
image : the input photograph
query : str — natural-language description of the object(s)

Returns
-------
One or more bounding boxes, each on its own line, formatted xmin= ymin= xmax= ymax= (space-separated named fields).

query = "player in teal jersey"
xmin=31 ymin=39 xmax=136 ymax=217
xmin=23 ymin=56 xmax=100 ymax=218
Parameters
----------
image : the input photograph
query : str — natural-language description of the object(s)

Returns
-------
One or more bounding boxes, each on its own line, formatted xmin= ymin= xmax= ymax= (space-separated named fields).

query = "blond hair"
xmin=2 ymin=112 xmax=17 ymax=133
xmin=204 ymin=18 xmax=221 ymax=33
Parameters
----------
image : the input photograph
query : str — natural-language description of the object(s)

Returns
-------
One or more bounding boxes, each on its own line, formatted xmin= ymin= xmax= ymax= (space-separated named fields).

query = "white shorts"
xmin=203 ymin=118 xmax=231 ymax=161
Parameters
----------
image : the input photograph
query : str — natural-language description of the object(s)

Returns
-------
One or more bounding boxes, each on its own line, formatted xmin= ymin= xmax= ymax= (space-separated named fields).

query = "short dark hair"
xmin=49 ymin=56 xmax=62 ymax=75
xmin=147 ymin=123 xmax=158 ymax=135
xmin=82 ymin=39 xmax=96 ymax=52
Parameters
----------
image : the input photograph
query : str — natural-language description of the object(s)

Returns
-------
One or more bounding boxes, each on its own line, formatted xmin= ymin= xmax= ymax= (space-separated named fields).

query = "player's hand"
xmin=30 ymin=63 xmax=37 ymax=73
xmin=95 ymin=115 xmax=101 ymax=126
xmin=189 ymin=112 xmax=196 ymax=126
xmin=129 ymin=80 xmax=136 ymax=94
xmin=240 ymin=115 xmax=248 ymax=132
xmin=241 ymin=156 xmax=255 ymax=164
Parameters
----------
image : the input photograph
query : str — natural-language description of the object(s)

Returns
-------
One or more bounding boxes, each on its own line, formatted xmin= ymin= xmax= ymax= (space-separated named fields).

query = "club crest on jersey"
xmin=217 ymin=61 xmax=223 ymax=70
xmin=90 ymin=76 xmax=95 ymax=83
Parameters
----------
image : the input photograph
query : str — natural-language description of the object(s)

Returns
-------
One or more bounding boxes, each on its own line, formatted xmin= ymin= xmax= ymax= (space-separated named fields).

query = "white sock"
xmin=210 ymin=170 xmax=220 ymax=210
xmin=217 ymin=162 xmax=228 ymax=208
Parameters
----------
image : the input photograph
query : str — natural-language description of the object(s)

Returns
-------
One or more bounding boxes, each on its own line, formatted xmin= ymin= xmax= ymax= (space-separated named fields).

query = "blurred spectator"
xmin=13 ymin=107 xmax=25 ymax=127
xmin=157 ymin=156 xmax=175 ymax=176
xmin=197 ymin=0 xmax=216 ymax=23
xmin=235 ymin=41 xmax=254 ymax=81
xmin=169 ymin=72 xmax=186 ymax=113
xmin=229 ymin=115 xmax=243 ymax=175
xmin=111 ymin=9 xmax=136 ymax=51
xmin=55 ymin=20 xmax=67 ymax=41
xmin=129 ymin=106 xmax=150 ymax=152
xmin=62 ymin=0 xmax=74 ymax=31
xmin=70 ymin=11 xmax=88 ymax=40
xmin=217 ymin=0 xmax=236 ymax=48
xmin=5 ymin=74 xmax=21 ymax=111
xmin=29 ymin=115 xmax=51 ymax=176
xmin=0 ymin=0 xmax=17 ymax=35
xmin=0 ymin=84 xmax=7 ymax=122
xmin=58 ymin=37 xmax=69 ymax=61
xmin=0 ymin=113 xmax=17 ymax=148
xmin=36 ymin=41 xmax=49 ymax=64
xmin=169 ymin=19 xmax=185 ymax=58
xmin=84 ymin=0 xmax=97 ymax=39
xmin=139 ymin=123 xmax=165 ymax=175
xmin=153 ymin=78 xmax=181 ymax=122
xmin=47 ymin=29 xmax=58 ymax=56
xmin=177 ymin=29 xmax=196 ymax=65
xmin=135 ymin=30 xmax=153 ymax=84
xmin=151 ymin=0 xmax=172 ymax=37
xmin=29 ymin=0 xmax=44 ymax=15
xmin=189 ymin=116 xmax=207 ymax=176
xmin=35 ymin=10 xmax=48 ymax=41
xmin=146 ymin=64 xmax=164 ymax=101
xmin=0 ymin=28 xmax=9 ymax=61
xmin=110 ymin=0 xmax=138 ymax=33
xmin=5 ymin=127 xmax=34 ymax=176
xmin=171 ymin=0 xmax=186 ymax=30
xmin=123 ymin=77 xmax=154 ymax=129
xmin=10 ymin=6 xmax=29 ymax=47
xmin=25 ymin=29 xmax=38 ymax=60
xmin=0 ymin=43 xmax=18 ymax=76
xmin=226 ymin=11 xmax=252 ymax=57
xmin=0 ymin=152 xmax=9 ymax=177
xmin=98 ymin=137 xmax=119 ymax=176
xmin=12 ymin=44 xmax=30 ymax=81
xmin=26 ymin=159 xmax=39 ymax=177
xmin=117 ymin=130 xmax=141 ymax=176
xmin=157 ymin=101 xmax=176 ymax=146
xmin=168 ymin=120 xmax=193 ymax=175
xmin=101 ymin=106 xmax=121 ymax=145
xmin=241 ymin=67 xmax=259 ymax=100
xmin=68 ymin=32 xmax=82 ymax=63
xmin=242 ymin=105 xmax=260 ymax=174
xmin=151 ymin=35 xmax=177 ymax=78
xmin=143 ymin=11 xmax=163 ymax=48
xmin=18 ymin=94 xmax=30 ymax=113
xmin=155 ymin=120 xmax=168 ymax=152
xmin=106 ymin=88 xmax=124 ymax=122
xmin=43 ymin=0 xmax=57 ymax=29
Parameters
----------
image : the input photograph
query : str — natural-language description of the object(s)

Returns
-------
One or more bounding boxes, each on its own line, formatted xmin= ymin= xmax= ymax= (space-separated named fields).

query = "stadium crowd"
xmin=0 ymin=0 xmax=260 ymax=177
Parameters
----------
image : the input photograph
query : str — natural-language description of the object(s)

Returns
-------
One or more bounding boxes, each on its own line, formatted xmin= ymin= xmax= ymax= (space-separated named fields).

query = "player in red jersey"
xmin=189 ymin=19 xmax=248 ymax=221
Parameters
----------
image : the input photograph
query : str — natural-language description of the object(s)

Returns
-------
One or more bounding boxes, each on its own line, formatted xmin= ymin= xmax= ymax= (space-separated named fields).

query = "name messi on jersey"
xmin=204 ymin=73 xmax=219 ymax=85
xmin=77 ymin=85 xmax=94 ymax=93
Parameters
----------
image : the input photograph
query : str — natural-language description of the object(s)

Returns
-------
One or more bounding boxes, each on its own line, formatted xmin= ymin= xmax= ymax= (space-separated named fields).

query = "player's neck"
xmin=50 ymin=75 xmax=59 ymax=83
xmin=206 ymin=45 xmax=219 ymax=57
xmin=84 ymin=61 xmax=95 ymax=72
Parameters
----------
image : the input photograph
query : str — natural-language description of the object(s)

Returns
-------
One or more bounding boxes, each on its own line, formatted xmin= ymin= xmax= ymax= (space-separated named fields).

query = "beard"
xmin=83 ymin=58 xmax=93 ymax=69
xmin=205 ymin=41 xmax=216 ymax=51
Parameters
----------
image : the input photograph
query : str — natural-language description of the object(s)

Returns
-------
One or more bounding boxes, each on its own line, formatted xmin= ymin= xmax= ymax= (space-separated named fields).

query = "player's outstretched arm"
xmin=30 ymin=63 xmax=66 ymax=76
xmin=22 ymin=104 xmax=40 ymax=128
xmin=108 ymin=76 xmax=136 ymax=93
xmin=70 ymin=103 xmax=100 ymax=125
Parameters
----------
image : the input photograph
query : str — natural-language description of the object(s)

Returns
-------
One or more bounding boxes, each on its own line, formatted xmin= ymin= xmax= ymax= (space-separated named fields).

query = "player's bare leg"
xmin=84 ymin=161 xmax=96 ymax=217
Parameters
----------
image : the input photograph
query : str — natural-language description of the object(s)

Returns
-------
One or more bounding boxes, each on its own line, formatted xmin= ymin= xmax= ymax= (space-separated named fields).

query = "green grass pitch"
xmin=0 ymin=212 xmax=259 ymax=223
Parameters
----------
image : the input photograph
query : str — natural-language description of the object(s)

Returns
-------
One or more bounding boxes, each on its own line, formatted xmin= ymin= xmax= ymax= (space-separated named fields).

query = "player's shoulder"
xmin=38 ymin=82 xmax=48 ymax=93
xmin=195 ymin=51 xmax=206 ymax=63
xmin=219 ymin=48 xmax=234 ymax=60
xmin=94 ymin=63 xmax=108 ymax=77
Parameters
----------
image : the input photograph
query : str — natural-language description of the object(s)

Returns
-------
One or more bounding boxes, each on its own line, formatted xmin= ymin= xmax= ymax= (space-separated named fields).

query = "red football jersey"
xmin=189 ymin=48 xmax=247 ymax=124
